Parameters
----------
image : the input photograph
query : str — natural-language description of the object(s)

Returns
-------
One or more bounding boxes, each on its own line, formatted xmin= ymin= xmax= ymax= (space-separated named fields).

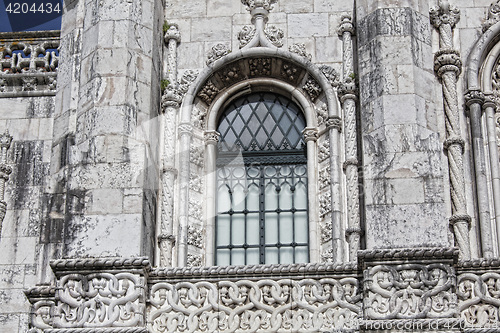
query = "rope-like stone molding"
xmin=50 ymin=257 xmax=151 ymax=272
xmin=358 ymin=247 xmax=459 ymax=261
xmin=431 ymin=0 xmax=471 ymax=260
xmin=458 ymin=258 xmax=500 ymax=269
xmin=150 ymin=262 xmax=359 ymax=279
xmin=44 ymin=329 xmax=148 ymax=333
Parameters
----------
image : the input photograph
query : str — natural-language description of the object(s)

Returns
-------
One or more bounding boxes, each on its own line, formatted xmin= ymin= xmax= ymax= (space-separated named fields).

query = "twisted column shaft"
xmin=431 ymin=1 xmax=471 ymax=259
xmin=338 ymin=15 xmax=361 ymax=261
xmin=158 ymin=26 xmax=181 ymax=267
xmin=0 ymin=131 xmax=12 ymax=238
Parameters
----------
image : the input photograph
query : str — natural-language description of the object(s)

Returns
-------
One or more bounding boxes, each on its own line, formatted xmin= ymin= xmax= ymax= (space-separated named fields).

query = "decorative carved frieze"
xmin=0 ymin=31 xmax=59 ymax=95
xmin=289 ymin=43 xmax=311 ymax=61
xmin=148 ymin=274 xmax=361 ymax=332
xmin=188 ymin=197 xmax=203 ymax=221
xmin=319 ymin=166 xmax=331 ymax=189
xmin=197 ymin=80 xmax=220 ymax=105
xmin=319 ymin=138 xmax=330 ymax=163
xmin=302 ymin=76 xmax=322 ymax=101
xmin=319 ymin=65 xmax=340 ymax=87
xmin=186 ymin=253 xmax=203 ymax=267
xmin=249 ymin=58 xmax=271 ymax=76
xmin=189 ymin=172 xmax=202 ymax=192
xmin=280 ymin=61 xmax=301 ymax=84
xmin=316 ymin=105 xmax=328 ymax=125
xmin=178 ymin=70 xmax=199 ymax=95
xmin=319 ymin=190 xmax=332 ymax=218
xmin=189 ymin=146 xmax=204 ymax=167
xmin=187 ymin=225 xmax=203 ymax=248
xmin=25 ymin=285 xmax=56 ymax=330
xmin=217 ymin=64 xmax=242 ymax=85
xmin=206 ymin=43 xmax=231 ymax=66
xmin=321 ymin=220 xmax=333 ymax=243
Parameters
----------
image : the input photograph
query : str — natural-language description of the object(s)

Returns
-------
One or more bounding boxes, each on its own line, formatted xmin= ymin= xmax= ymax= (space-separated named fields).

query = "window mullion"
xmin=259 ymin=164 xmax=265 ymax=264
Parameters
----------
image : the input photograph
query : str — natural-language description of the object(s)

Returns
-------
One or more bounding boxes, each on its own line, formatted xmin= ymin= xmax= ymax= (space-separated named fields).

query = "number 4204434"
xmin=5 ymin=2 xmax=61 ymax=14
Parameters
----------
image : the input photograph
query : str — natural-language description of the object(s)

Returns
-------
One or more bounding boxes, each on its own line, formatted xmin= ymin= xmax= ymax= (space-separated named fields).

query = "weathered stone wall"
xmin=0 ymin=96 xmax=54 ymax=332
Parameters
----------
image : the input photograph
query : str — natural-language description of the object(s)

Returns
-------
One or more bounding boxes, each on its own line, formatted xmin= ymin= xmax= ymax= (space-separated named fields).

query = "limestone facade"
xmin=2 ymin=0 xmax=500 ymax=332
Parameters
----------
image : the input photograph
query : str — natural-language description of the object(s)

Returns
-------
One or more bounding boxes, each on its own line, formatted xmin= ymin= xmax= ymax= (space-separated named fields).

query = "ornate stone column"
xmin=465 ymin=89 xmax=494 ymax=258
xmin=303 ymin=127 xmax=320 ymax=262
xmin=204 ymin=130 xmax=220 ymax=265
xmin=431 ymin=1 xmax=471 ymax=259
xmin=158 ymin=87 xmax=182 ymax=267
xmin=338 ymin=15 xmax=361 ymax=262
xmin=157 ymin=25 xmax=182 ymax=267
xmin=483 ymin=94 xmax=500 ymax=251
xmin=327 ymin=116 xmax=344 ymax=262
xmin=164 ymin=24 xmax=181 ymax=87
xmin=0 ymin=130 xmax=12 ymax=237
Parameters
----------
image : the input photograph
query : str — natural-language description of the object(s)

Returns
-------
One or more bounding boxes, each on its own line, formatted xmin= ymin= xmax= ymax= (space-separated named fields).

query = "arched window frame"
xmin=204 ymin=79 xmax=321 ymax=265
xmin=174 ymin=50 xmax=344 ymax=268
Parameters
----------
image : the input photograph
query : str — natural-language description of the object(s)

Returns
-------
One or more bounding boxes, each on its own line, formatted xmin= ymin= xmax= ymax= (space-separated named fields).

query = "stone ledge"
xmin=358 ymin=247 xmax=459 ymax=266
xmin=50 ymin=257 xmax=151 ymax=276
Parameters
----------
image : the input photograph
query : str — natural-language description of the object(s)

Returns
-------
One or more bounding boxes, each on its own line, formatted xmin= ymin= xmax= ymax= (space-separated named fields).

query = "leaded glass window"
xmin=215 ymin=92 xmax=309 ymax=265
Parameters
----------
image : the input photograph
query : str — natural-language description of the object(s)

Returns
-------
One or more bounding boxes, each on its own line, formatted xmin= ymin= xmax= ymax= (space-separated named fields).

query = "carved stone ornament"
xmin=249 ymin=58 xmax=271 ymax=76
xmin=189 ymin=172 xmax=202 ymax=192
xmin=148 ymin=271 xmax=361 ymax=332
xmin=206 ymin=43 xmax=231 ymax=66
xmin=326 ymin=116 xmax=342 ymax=132
xmin=280 ymin=61 xmax=300 ymax=83
xmin=161 ymin=84 xmax=183 ymax=109
xmin=187 ymin=225 xmax=203 ymax=248
xmin=302 ymin=76 xmax=322 ymax=101
xmin=264 ymin=26 xmax=284 ymax=47
xmin=186 ymin=253 xmax=202 ymax=267
xmin=238 ymin=26 xmax=257 ymax=48
xmin=321 ymin=220 xmax=332 ymax=243
xmin=164 ymin=23 xmax=181 ymax=44
xmin=319 ymin=138 xmax=330 ymax=163
xmin=22 ymin=76 xmax=37 ymax=91
xmin=178 ymin=69 xmax=199 ymax=95
xmin=430 ymin=1 xmax=461 ymax=29
xmin=190 ymin=145 xmax=204 ymax=167
xmin=337 ymin=77 xmax=358 ymax=103
xmin=198 ymin=80 xmax=220 ymax=105
xmin=302 ymin=127 xmax=318 ymax=142
xmin=319 ymin=190 xmax=332 ymax=218
xmin=241 ymin=0 xmax=278 ymax=12
xmin=319 ymin=165 xmax=331 ymax=189
xmin=434 ymin=49 xmax=462 ymax=78
xmin=337 ymin=14 xmax=355 ymax=36
xmin=464 ymin=88 xmax=485 ymax=108
xmin=192 ymin=106 xmax=208 ymax=129
xmin=320 ymin=65 xmax=340 ymax=87
xmin=204 ymin=130 xmax=220 ymax=145
xmin=289 ymin=43 xmax=311 ymax=61
xmin=483 ymin=0 xmax=500 ymax=32
xmin=316 ymin=104 xmax=328 ymax=125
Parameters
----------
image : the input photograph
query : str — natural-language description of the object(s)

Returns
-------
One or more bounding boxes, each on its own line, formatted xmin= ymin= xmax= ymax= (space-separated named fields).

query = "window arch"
xmin=215 ymin=92 xmax=309 ymax=265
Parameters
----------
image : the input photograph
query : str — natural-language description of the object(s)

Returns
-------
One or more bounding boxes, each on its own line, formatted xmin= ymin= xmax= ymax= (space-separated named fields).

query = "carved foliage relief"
xmin=148 ymin=278 xmax=361 ymax=333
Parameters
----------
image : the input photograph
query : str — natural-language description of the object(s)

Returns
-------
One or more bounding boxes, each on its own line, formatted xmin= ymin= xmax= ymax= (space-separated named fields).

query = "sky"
xmin=0 ymin=0 xmax=62 ymax=32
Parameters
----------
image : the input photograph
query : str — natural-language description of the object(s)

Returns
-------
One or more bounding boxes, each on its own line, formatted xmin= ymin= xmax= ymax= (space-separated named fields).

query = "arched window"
xmin=215 ymin=92 xmax=309 ymax=265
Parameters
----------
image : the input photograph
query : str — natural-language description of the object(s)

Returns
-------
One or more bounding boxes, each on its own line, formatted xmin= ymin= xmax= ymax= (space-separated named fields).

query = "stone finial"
xmin=164 ymin=23 xmax=181 ymax=44
xmin=338 ymin=15 xmax=355 ymax=37
xmin=0 ymin=130 xmax=12 ymax=150
xmin=430 ymin=0 xmax=460 ymax=29
xmin=483 ymin=1 xmax=500 ymax=32
xmin=241 ymin=0 xmax=277 ymax=12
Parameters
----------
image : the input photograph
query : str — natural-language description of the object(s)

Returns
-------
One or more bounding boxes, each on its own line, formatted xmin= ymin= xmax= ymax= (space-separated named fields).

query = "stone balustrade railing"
xmin=23 ymin=249 xmax=500 ymax=333
xmin=0 ymin=30 xmax=59 ymax=96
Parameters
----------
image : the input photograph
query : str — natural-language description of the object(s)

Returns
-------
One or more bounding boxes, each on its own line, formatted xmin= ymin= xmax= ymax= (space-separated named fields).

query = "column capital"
xmin=0 ymin=130 xmax=12 ymax=150
xmin=326 ymin=116 xmax=342 ymax=132
xmin=464 ymin=88 xmax=485 ymax=107
xmin=483 ymin=93 xmax=498 ymax=110
xmin=430 ymin=0 xmax=460 ymax=29
xmin=204 ymin=130 xmax=221 ymax=145
xmin=337 ymin=15 xmax=355 ymax=37
xmin=434 ymin=49 xmax=462 ymax=78
xmin=164 ymin=24 xmax=181 ymax=45
xmin=302 ymin=127 xmax=319 ymax=142
xmin=161 ymin=85 xmax=183 ymax=110
xmin=337 ymin=77 xmax=357 ymax=103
